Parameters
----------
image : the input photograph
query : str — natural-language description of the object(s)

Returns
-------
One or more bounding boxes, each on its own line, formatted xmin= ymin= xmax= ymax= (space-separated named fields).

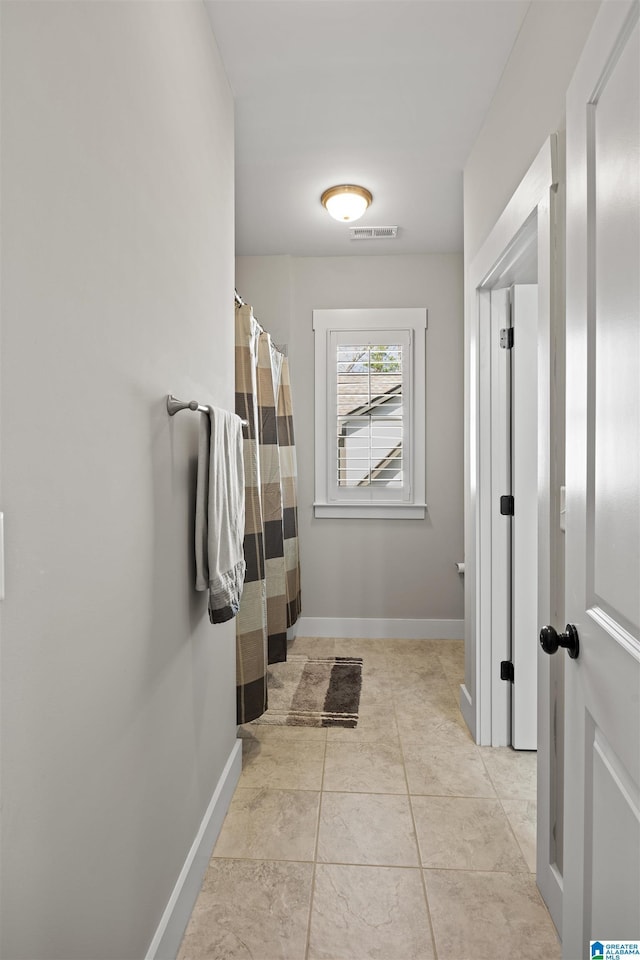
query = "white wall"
xmin=237 ymin=254 xmax=464 ymax=632
xmin=0 ymin=4 xmax=236 ymax=958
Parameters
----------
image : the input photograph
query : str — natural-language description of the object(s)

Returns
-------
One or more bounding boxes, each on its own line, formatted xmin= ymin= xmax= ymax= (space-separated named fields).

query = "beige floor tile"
xmin=403 ymin=738 xmax=497 ymax=797
xmin=432 ymin=639 xmax=464 ymax=656
xmin=288 ymin=636 xmax=337 ymax=657
xmin=438 ymin=649 xmax=464 ymax=689
xmin=326 ymin=704 xmax=399 ymax=744
xmin=356 ymin=664 xmax=392 ymax=707
xmin=480 ymin=747 xmax=537 ymax=801
xmin=308 ymin=863 xmax=435 ymax=959
xmin=446 ymin=677 xmax=465 ymax=700
xmin=396 ymin=710 xmax=476 ymax=747
xmin=323 ymin=741 xmax=407 ymax=794
xmin=334 ymin=638 xmax=390 ymax=659
xmin=213 ymin=788 xmax=320 ymax=862
xmin=411 ymin=795 xmax=529 ymax=872
xmin=427 ymin=639 xmax=464 ymax=653
xmin=178 ymin=859 xmax=313 ymax=960
xmin=388 ymin=656 xmax=449 ymax=687
xmin=239 ymin=723 xmax=328 ymax=743
xmin=386 ymin=646 xmax=447 ymax=669
xmin=359 ymin=652 xmax=392 ymax=674
xmin=394 ymin=682 xmax=462 ymax=727
xmin=437 ymin=652 xmax=465 ymax=685
xmin=501 ymin=798 xmax=537 ymax=872
xmin=387 ymin=639 xmax=459 ymax=656
xmin=395 ymin=696 xmax=465 ymax=732
xmin=424 ymin=869 xmax=561 ymax=960
xmin=240 ymin=738 xmax=325 ymax=791
xmin=390 ymin=664 xmax=452 ymax=694
xmin=317 ymin=792 xmax=420 ymax=866
xmin=180 ymin=638 xmax=547 ymax=960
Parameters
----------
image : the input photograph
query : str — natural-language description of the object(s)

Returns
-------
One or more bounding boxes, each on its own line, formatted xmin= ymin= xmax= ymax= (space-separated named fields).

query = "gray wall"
xmin=464 ymin=0 xmax=600 ymax=264
xmin=237 ymin=253 xmax=464 ymax=623
xmin=0 ymin=4 xmax=236 ymax=958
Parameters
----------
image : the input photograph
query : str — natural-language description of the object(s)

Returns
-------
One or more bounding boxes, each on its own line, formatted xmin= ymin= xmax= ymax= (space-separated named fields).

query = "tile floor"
xmin=178 ymin=637 xmax=560 ymax=960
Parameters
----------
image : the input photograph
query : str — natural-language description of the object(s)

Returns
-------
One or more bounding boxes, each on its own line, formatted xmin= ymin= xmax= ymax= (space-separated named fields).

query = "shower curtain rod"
xmin=234 ymin=291 xmax=288 ymax=356
xmin=166 ymin=394 xmax=248 ymax=425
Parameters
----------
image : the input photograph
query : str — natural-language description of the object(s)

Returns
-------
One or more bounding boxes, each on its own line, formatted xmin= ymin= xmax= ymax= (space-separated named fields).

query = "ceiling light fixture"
xmin=321 ymin=184 xmax=373 ymax=223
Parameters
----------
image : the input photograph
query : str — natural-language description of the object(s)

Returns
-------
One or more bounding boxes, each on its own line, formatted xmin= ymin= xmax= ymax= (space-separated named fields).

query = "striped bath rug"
xmin=253 ymin=655 xmax=363 ymax=728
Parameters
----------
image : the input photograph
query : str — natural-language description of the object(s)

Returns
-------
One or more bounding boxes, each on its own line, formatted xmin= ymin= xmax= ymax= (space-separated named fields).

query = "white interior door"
xmin=561 ymin=3 xmax=640 ymax=957
xmin=490 ymin=288 xmax=511 ymax=745
xmin=511 ymin=284 xmax=539 ymax=750
xmin=491 ymin=284 xmax=539 ymax=750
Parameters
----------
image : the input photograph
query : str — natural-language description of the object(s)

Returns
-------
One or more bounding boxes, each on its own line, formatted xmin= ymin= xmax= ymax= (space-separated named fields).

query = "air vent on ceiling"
xmin=349 ymin=225 xmax=398 ymax=240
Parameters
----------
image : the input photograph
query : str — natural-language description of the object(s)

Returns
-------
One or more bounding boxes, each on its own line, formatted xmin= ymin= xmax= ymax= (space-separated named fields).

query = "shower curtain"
xmin=235 ymin=303 xmax=301 ymax=724
xmin=277 ymin=355 xmax=302 ymax=628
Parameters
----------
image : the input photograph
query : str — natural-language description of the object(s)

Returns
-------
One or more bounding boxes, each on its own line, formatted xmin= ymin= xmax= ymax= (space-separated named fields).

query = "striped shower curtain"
xmin=235 ymin=303 xmax=301 ymax=724
xmin=277 ymin=356 xmax=302 ymax=628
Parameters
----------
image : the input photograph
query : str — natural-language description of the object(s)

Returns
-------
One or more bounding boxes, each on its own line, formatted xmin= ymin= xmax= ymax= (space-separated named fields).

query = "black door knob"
xmin=539 ymin=624 xmax=580 ymax=659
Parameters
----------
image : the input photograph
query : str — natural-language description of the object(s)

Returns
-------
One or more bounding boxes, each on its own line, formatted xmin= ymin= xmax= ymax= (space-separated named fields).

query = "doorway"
xmin=462 ymin=135 xmax=565 ymax=932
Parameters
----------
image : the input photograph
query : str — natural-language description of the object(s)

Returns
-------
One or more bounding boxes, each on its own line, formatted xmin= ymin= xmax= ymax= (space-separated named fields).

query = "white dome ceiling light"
xmin=321 ymin=184 xmax=373 ymax=223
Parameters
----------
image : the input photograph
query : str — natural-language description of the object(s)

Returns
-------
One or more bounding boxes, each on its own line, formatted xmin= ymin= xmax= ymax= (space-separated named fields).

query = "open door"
xmin=510 ymin=284 xmax=539 ymax=750
xmin=556 ymin=2 xmax=640 ymax=956
xmin=490 ymin=285 xmax=539 ymax=750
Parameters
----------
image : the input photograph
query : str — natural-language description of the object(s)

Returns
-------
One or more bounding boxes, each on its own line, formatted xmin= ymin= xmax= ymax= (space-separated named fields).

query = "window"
xmin=333 ymin=331 xmax=409 ymax=499
xmin=313 ymin=308 xmax=427 ymax=519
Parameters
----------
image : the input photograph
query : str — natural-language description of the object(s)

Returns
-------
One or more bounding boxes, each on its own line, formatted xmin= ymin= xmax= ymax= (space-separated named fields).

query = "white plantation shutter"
xmin=330 ymin=330 xmax=411 ymax=502
xmin=313 ymin=309 xmax=427 ymax=519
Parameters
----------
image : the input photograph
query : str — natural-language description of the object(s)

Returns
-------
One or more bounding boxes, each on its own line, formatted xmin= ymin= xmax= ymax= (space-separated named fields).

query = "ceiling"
xmin=205 ymin=1 xmax=530 ymax=258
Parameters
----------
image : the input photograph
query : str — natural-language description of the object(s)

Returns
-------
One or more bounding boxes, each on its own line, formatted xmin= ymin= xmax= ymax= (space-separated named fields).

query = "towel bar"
xmin=167 ymin=394 xmax=248 ymax=426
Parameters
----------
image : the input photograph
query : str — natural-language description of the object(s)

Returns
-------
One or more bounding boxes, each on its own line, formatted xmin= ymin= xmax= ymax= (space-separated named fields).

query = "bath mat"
xmin=252 ymin=655 xmax=363 ymax=728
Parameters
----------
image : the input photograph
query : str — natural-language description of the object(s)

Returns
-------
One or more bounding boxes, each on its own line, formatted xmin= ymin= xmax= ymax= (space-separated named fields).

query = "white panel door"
xmin=562 ymin=3 xmax=640 ymax=957
xmin=511 ymin=284 xmax=539 ymax=750
xmin=490 ymin=288 xmax=511 ymax=746
xmin=490 ymin=285 xmax=539 ymax=750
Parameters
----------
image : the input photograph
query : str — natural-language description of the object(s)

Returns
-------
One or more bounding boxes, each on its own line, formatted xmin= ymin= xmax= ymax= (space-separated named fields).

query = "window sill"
xmin=313 ymin=503 xmax=427 ymax=520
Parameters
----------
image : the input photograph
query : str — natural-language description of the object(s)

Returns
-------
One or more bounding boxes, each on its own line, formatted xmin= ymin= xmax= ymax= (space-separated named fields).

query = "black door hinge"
xmin=500 ymin=495 xmax=515 ymax=516
xmin=499 ymin=327 xmax=514 ymax=349
xmin=500 ymin=660 xmax=514 ymax=682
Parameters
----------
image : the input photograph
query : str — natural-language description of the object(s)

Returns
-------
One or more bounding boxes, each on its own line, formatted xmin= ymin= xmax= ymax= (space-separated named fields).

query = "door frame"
xmin=461 ymin=134 xmax=564 ymax=929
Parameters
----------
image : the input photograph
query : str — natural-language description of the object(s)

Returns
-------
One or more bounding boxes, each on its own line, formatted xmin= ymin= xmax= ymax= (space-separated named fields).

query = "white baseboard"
xmin=295 ymin=617 xmax=464 ymax=641
xmin=146 ymin=738 xmax=242 ymax=960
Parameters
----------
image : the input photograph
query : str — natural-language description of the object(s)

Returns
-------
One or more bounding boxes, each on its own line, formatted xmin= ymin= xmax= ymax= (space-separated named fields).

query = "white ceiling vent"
xmin=349 ymin=225 xmax=398 ymax=240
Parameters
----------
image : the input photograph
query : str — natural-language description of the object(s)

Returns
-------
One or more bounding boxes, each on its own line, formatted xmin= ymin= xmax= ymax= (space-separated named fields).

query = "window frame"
xmin=313 ymin=307 xmax=427 ymax=519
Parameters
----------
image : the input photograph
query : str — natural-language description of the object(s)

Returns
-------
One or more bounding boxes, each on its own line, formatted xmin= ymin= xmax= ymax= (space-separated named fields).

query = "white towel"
xmin=195 ymin=406 xmax=246 ymax=623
